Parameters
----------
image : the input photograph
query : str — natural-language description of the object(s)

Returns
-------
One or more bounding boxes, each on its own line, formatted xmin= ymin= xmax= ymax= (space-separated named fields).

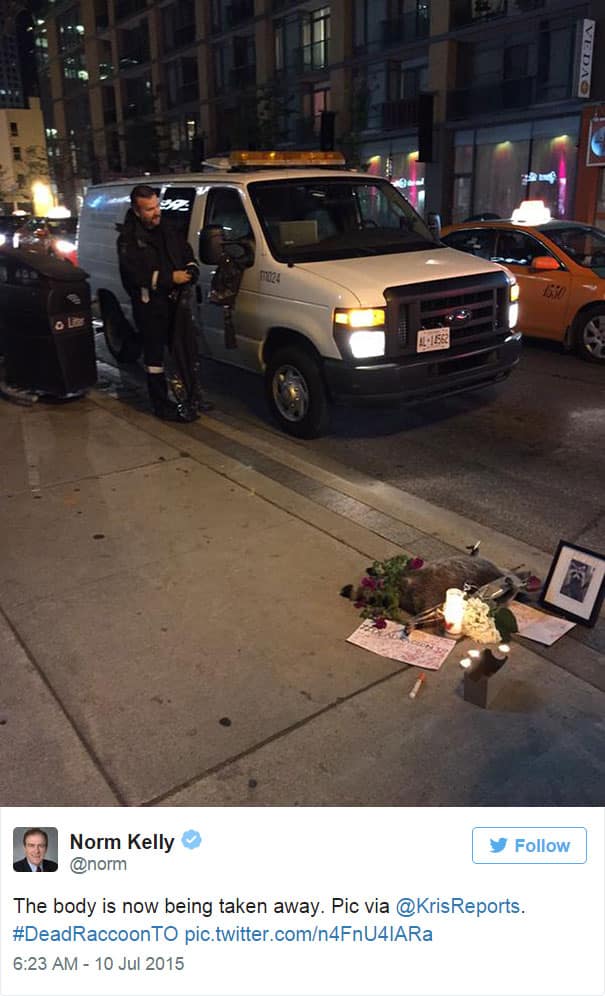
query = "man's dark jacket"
xmin=13 ymin=857 xmax=58 ymax=872
xmin=116 ymin=209 xmax=198 ymax=305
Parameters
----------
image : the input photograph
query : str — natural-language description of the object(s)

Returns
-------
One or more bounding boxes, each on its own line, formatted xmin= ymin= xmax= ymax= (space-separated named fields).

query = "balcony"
xmin=380 ymin=10 xmax=430 ymax=46
xmin=118 ymin=45 xmax=150 ymax=68
xmin=450 ymin=0 xmax=544 ymax=30
xmin=227 ymin=0 xmax=255 ymax=28
xmin=229 ymin=63 xmax=257 ymax=87
xmin=295 ymin=39 xmax=329 ymax=73
xmin=295 ymin=116 xmax=316 ymax=144
xmin=381 ymin=97 xmax=420 ymax=130
xmin=448 ymin=76 xmax=535 ymax=118
xmin=178 ymin=81 xmax=199 ymax=103
xmin=115 ymin=0 xmax=147 ymax=22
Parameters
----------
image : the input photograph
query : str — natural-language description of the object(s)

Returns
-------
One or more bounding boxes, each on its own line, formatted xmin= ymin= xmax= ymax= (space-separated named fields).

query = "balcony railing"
xmin=227 ymin=0 xmax=255 ymax=28
xmin=450 ymin=0 xmax=544 ymax=30
xmin=380 ymin=10 xmax=430 ymax=46
xmin=448 ymin=76 xmax=535 ymax=118
xmin=295 ymin=39 xmax=329 ymax=73
xmin=229 ymin=63 xmax=257 ymax=87
xmin=381 ymin=97 xmax=420 ymax=130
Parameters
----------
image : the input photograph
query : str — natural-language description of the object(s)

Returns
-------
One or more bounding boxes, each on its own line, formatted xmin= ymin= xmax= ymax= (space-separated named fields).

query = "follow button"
xmin=472 ymin=826 xmax=587 ymax=864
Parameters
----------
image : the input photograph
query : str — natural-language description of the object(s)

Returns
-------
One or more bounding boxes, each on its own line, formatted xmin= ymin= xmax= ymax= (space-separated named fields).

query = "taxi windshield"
xmin=539 ymin=224 xmax=605 ymax=274
xmin=248 ymin=177 xmax=438 ymax=263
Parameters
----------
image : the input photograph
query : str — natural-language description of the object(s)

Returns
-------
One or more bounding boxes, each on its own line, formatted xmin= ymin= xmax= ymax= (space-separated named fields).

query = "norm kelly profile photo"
xmin=13 ymin=827 xmax=58 ymax=872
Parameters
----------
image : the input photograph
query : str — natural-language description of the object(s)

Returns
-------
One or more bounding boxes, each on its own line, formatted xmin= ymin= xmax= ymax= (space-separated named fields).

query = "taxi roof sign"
xmin=228 ymin=150 xmax=346 ymax=168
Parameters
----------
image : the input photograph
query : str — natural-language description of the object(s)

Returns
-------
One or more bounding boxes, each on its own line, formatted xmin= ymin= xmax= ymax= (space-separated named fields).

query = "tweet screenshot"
xmin=1 ymin=807 xmax=603 ymax=996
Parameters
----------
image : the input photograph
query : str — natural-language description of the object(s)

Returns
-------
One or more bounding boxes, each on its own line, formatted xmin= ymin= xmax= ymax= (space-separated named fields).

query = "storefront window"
xmin=474 ymin=139 xmax=530 ymax=220
xmin=525 ymin=134 xmax=575 ymax=219
xmin=364 ymin=150 xmax=425 ymax=213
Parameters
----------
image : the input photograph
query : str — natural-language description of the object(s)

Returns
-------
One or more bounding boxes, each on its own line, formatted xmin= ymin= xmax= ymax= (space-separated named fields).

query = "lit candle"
xmin=469 ymin=649 xmax=481 ymax=658
xmin=443 ymin=588 xmax=465 ymax=636
xmin=498 ymin=644 xmax=510 ymax=654
xmin=459 ymin=657 xmax=472 ymax=669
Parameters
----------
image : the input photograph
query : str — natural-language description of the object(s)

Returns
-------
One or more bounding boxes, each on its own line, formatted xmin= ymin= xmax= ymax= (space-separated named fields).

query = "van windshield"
xmin=248 ymin=177 xmax=439 ymax=263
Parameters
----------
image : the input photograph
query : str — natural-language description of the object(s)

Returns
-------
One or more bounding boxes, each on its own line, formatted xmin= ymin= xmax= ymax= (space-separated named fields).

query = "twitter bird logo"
xmin=490 ymin=837 xmax=507 ymax=853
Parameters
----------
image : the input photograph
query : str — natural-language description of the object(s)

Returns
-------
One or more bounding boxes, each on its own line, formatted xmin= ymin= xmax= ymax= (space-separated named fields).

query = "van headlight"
xmin=334 ymin=308 xmax=386 ymax=358
xmin=509 ymin=281 xmax=519 ymax=329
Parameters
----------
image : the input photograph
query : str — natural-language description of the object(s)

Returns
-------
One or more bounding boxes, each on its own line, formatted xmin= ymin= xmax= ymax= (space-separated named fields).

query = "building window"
xmin=10 ymin=121 xmax=18 ymax=136
xmin=13 ymin=146 xmax=21 ymax=160
xmin=17 ymin=173 xmax=25 ymax=186
xmin=300 ymin=6 xmax=330 ymax=72
xmin=274 ymin=20 xmax=284 ymax=72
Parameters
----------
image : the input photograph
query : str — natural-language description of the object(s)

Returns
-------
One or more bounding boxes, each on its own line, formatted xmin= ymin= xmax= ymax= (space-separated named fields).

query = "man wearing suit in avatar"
xmin=13 ymin=828 xmax=58 ymax=871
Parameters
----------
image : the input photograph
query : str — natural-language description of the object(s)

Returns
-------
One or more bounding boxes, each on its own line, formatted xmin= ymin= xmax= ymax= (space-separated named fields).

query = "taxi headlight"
xmin=0 ymin=234 xmax=5 ymax=247
xmin=509 ymin=302 xmax=519 ymax=329
xmin=510 ymin=282 xmax=520 ymax=303
xmin=55 ymin=239 xmax=76 ymax=254
xmin=349 ymin=330 xmax=386 ymax=358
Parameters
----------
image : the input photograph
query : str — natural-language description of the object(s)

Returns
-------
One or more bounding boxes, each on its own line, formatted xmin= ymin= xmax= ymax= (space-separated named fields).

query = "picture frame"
xmin=540 ymin=540 xmax=605 ymax=628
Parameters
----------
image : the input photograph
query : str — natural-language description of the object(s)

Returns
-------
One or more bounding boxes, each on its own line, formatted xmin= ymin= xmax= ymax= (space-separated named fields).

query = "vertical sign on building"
xmin=573 ymin=19 xmax=595 ymax=99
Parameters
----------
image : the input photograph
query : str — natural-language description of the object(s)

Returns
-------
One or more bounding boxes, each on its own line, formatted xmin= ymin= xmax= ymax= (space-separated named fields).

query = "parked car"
xmin=0 ymin=215 xmax=28 ymax=249
xmin=441 ymin=218 xmax=605 ymax=363
xmin=13 ymin=216 xmax=78 ymax=264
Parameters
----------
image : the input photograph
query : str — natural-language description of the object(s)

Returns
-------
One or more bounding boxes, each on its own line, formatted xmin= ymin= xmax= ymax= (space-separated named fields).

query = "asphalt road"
xmin=97 ymin=332 xmax=604 ymax=557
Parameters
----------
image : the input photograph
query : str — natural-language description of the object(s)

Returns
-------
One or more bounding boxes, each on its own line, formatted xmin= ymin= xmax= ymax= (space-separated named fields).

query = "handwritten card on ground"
xmin=347 ymin=619 xmax=457 ymax=670
xmin=511 ymin=600 xmax=576 ymax=645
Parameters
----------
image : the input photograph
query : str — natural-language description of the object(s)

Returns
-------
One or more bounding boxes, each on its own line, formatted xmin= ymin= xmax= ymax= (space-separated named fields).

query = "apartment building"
xmin=37 ymin=0 xmax=605 ymax=223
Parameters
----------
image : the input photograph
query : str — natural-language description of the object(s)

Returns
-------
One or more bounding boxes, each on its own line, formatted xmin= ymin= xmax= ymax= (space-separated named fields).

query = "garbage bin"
xmin=0 ymin=247 xmax=96 ymax=397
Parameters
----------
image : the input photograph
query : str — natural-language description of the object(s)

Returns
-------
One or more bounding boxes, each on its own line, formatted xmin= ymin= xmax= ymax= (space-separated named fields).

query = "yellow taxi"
xmin=442 ymin=206 xmax=605 ymax=363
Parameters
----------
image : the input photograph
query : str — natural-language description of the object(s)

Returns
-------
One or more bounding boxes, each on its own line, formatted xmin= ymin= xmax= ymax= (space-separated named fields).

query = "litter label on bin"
xmin=52 ymin=313 xmax=87 ymax=333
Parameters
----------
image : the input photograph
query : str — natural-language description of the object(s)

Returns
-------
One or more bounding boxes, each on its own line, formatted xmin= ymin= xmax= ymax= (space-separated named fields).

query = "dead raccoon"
xmin=396 ymin=555 xmax=504 ymax=614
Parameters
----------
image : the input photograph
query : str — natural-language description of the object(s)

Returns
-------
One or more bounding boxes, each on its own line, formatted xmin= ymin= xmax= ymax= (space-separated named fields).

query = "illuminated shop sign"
xmin=586 ymin=117 xmax=605 ymax=167
xmin=394 ymin=177 xmax=425 ymax=189
xmin=573 ymin=19 xmax=595 ymax=99
xmin=521 ymin=171 xmax=557 ymax=185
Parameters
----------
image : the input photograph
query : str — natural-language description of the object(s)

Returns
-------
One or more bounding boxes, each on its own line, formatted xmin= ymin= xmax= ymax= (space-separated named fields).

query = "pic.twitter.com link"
xmin=2 ymin=807 xmax=603 ymax=996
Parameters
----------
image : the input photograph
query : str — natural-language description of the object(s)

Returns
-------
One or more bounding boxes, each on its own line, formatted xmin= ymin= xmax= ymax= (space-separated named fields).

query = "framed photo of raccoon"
xmin=540 ymin=541 xmax=605 ymax=627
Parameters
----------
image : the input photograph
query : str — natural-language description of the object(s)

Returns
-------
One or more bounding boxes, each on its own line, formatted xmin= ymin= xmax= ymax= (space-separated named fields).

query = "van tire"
xmin=573 ymin=306 xmax=605 ymax=363
xmin=100 ymin=293 xmax=142 ymax=364
xmin=265 ymin=346 xmax=329 ymax=438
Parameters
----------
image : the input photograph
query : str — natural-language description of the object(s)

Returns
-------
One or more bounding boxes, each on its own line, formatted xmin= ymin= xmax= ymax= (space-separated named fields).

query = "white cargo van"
xmin=78 ymin=151 xmax=521 ymax=437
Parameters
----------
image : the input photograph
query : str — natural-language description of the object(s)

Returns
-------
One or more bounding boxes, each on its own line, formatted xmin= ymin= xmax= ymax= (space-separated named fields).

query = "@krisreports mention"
xmin=71 ymin=833 xmax=176 ymax=854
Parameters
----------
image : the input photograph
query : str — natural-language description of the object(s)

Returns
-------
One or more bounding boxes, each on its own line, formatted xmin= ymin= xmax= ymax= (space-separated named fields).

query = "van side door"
xmin=198 ymin=185 xmax=258 ymax=369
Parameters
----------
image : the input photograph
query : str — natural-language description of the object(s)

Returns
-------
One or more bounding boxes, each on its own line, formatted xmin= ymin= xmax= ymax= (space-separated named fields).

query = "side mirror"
xmin=532 ymin=255 xmax=560 ymax=271
xmin=427 ymin=212 xmax=441 ymax=241
xmin=199 ymin=225 xmax=224 ymax=266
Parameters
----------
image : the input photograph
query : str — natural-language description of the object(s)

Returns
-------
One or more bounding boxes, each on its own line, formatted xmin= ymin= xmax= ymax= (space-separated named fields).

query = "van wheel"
xmin=265 ymin=347 xmax=329 ymax=438
xmin=100 ymin=294 xmax=141 ymax=364
xmin=573 ymin=306 xmax=605 ymax=363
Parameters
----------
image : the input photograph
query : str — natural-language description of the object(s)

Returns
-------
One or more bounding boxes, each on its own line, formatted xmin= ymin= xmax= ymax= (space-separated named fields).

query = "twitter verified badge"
xmin=472 ymin=827 xmax=587 ymax=864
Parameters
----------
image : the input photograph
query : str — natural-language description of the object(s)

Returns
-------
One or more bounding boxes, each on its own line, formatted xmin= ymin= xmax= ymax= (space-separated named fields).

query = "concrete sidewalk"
xmin=1 ymin=386 xmax=603 ymax=807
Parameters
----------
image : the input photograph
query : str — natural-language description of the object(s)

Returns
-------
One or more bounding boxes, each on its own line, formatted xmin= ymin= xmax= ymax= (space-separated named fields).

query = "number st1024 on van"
xmin=78 ymin=150 xmax=521 ymax=438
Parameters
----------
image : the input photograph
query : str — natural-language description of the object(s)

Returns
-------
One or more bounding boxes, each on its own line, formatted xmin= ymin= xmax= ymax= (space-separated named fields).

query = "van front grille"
xmin=385 ymin=273 xmax=509 ymax=359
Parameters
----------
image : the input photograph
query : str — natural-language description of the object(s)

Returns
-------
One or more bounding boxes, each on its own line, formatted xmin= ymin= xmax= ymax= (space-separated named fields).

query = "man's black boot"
xmin=146 ymin=373 xmax=194 ymax=422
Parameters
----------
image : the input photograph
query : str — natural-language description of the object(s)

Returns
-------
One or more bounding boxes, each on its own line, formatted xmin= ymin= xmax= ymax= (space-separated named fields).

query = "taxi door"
xmin=492 ymin=229 xmax=572 ymax=341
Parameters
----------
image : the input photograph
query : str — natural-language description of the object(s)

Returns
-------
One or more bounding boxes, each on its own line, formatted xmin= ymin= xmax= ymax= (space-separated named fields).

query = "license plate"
xmin=417 ymin=327 xmax=450 ymax=353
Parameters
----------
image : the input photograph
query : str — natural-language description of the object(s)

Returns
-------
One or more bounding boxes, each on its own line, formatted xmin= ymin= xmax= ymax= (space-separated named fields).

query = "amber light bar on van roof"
xmin=229 ymin=150 xmax=346 ymax=168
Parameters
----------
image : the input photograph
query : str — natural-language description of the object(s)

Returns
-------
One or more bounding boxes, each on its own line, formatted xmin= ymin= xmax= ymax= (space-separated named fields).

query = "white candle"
xmin=459 ymin=657 xmax=472 ymax=669
xmin=469 ymin=648 xmax=481 ymax=658
xmin=498 ymin=644 xmax=510 ymax=654
xmin=443 ymin=588 xmax=465 ymax=636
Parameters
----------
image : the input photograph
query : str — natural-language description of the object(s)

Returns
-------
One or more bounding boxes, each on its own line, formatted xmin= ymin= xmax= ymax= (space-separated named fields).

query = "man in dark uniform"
xmin=117 ymin=184 xmax=213 ymax=421
xmin=13 ymin=828 xmax=58 ymax=872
